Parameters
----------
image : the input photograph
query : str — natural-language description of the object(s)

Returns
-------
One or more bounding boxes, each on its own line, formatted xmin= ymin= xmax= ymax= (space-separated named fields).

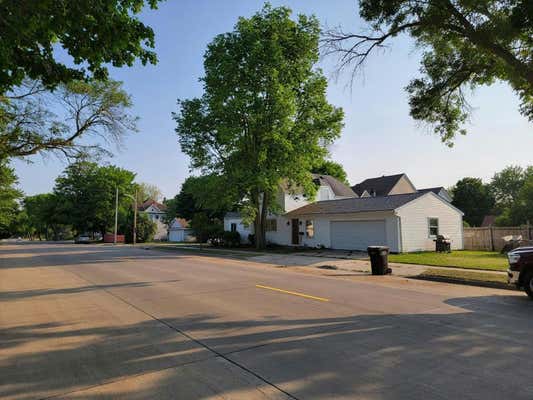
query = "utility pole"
xmin=114 ymin=186 xmax=119 ymax=245
xmin=133 ymin=189 xmax=138 ymax=246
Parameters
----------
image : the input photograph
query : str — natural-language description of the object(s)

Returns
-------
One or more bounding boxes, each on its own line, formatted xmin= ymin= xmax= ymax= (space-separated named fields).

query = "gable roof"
xmin=139 ymin=199 xmax=167 ymax=212
xmin=417 ymin=187 xmax=452 ymax=201
xmin=351 ymin=173 xmax=409 ymax=197
xmin=169 ymin=217 xmax=190 ymax=229
xmin=311 ymin=174 xmax=357 ymax=198
xmin=286 ymin=192 xmax=426 ymax=217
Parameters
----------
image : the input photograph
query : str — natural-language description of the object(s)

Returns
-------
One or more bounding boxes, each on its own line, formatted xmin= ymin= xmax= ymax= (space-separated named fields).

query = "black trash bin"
xmin=367 ymin=246 xmax=391 ymax=275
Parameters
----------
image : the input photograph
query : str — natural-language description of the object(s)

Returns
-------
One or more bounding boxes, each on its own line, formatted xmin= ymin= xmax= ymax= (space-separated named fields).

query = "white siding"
xmin=286 ymin=211 xmax=400 ymax=252
xmin=396 ymin=193 xmax=463 ymax=252
xmin=223 ymin=218 xmax=253 ymax=243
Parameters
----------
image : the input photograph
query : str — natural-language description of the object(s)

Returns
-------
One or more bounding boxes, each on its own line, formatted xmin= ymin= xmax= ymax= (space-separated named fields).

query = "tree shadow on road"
xmin=1 ymin=294 xmax=533 ymax=400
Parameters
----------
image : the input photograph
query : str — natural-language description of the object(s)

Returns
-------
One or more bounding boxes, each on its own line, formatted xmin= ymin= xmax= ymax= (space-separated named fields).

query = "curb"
xmin=411 ymin=275 xmax=516 ymax=291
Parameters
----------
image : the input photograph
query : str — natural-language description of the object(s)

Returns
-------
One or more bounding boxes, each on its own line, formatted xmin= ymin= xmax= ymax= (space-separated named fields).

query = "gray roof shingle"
xmin=286 ymin=192 xmax=427 ymax=217
xmin=311 ymin=174 xmax=357 ymax=198
xmin=351 ymin=173 xmax=407 ymax=197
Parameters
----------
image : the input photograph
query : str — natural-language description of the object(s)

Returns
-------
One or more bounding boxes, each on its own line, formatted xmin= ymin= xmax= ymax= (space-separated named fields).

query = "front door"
xmin=291 ymin=219 xmax=299 ymax=245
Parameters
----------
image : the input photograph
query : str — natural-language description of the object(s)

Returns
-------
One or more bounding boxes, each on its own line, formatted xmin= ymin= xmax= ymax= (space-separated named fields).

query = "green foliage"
xmin=489 ymin=165 xmax=533 ymax=210
xmin=136 ymin=182 xmax=162 ymax=203
xmin=189 ymin=212 xmax=224 ymax=243
xmin=174 ymin=5 xmax=344 ymax=248
xmin=124 ymin=212 xmax=157 ymax=243
xmin=53 ymin=159 xmax=137 ymax=235
xmin=325 ymin=0 xmax=533 ymax=145
xmin=212 ymin=231 xmax=241 ymax=247
xmin=0 ymin=79 xmax=137 ymax=160
xmin=23 ymin=193 xmax=69 ymax=240
xmin=311 ymin=160 xmax=349 ymax=184
xmin=451 ymin=177 xmax=494 ymax=226
xmin=0 ymin=161 xmax=22 ymax=238
xmin=506 ymin=174 xmax=533 ymax=226
xmin=164 ymin=175 xmax=236 ymax=225
xmin=0 ymin=0 xmax=161 ymax=92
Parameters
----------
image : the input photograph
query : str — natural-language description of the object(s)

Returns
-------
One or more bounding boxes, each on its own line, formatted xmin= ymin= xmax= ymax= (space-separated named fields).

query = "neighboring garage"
xmin=167 ymin=218 xmax=193 ymax=242
xmin=330 ymin=220 xmax=386 ymax=250
xmin=285 ymin=192 xmax=464 ymax=252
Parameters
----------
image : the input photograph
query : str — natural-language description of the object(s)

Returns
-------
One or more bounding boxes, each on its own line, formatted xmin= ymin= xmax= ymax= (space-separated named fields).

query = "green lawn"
xmin=388 ymin=250 xmax=508 ymax=271
xmin=418 ymin=268 xmax=508 ymax=285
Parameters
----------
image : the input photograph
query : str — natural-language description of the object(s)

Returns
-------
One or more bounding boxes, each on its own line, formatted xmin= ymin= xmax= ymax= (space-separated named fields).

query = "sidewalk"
xmin=147 ymin=244 xmax=508 ymax=286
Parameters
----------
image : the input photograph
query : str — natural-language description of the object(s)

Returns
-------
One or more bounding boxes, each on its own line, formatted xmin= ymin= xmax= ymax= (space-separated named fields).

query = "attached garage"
xmin=330 ymin=220 xmax=386 ymax=250
xmin=285 ymin=192 xmax=464 ymax=253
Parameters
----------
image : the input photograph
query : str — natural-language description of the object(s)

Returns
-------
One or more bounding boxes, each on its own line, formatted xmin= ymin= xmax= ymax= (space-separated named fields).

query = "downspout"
xmin=395 ymin=212 xmax=403 ymax=253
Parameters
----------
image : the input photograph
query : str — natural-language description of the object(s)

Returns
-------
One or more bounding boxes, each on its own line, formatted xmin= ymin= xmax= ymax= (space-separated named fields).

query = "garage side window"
xmin=306 ymin=220 xmax=314 ymax=238
xmin=266 ymin=219 xmax=277 ymax=232
xmin=230 ymin=223 xmax=237 ymax=232
xmin=428 ymin=218 xmax=439 ymax=237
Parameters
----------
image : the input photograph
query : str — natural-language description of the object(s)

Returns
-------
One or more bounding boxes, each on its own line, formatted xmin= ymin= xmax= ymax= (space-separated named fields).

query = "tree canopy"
xmin=311 ymin=160 xmax=349 ymax=184
xmin=174 ymin=5 xmax=344 ymax=248
xmin=0 ymin=161 xmax=22 ymax=238
xmin=324 ymin=0 xmax=533 ymax=145
xmin=53 ymin=159 xmax=137 ymax=235
xmin=0 ymin=79 xmax=137 ymax=160
xmin=0 ymin=0 xmax=161 ymax=93
xmin=451 ymin=177 xmax=495 ymax=226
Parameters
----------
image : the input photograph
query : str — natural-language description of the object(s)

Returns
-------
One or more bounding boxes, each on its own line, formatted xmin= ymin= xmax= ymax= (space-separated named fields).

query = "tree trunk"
xmin=254 ymin=192 xmax=268 ymax=250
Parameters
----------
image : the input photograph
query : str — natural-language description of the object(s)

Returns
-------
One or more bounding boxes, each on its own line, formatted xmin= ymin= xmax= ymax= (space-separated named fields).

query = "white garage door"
xmin=168 ymin=230 xmax=184 ymax=242
xmin=330 ymin=220 xmax=386 ymax=250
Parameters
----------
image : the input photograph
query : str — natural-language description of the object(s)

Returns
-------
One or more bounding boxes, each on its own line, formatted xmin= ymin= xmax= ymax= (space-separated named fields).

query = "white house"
xmin=168 ymin=218 xmax=193 ymax=242
xmin=224 ymin=173 xmax=464 ymax=252
xmin=138 ymin=199 xmax=168 ymax=241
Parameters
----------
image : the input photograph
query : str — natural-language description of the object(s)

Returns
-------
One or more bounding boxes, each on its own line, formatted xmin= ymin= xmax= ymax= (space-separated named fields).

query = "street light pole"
xmin=114 ymin=186 xmax=119 ymax=245
xmin=133 ymin=189 xmax=137 ymax=246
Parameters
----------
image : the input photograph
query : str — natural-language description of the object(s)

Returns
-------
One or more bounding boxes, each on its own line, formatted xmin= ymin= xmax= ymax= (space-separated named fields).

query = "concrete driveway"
xmin=1 ymin=243 xmax=532 ymax=400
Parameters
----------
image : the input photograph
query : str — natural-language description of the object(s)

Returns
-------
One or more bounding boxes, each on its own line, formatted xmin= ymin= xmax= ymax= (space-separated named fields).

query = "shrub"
xmin=222 ymin=230 xmax=240 ymax=247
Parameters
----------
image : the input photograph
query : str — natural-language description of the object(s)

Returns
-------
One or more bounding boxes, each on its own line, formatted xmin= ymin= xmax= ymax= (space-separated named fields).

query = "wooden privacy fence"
xmin=463 ymin=226 xmax=533 ymax=251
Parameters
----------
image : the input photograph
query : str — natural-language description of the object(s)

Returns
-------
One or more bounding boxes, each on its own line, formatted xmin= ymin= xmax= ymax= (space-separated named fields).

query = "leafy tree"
xmin=0 ymin=0 xmax=161 ymax=92
xmin=451 ymin=177 xmax=495 ymax=226
xmin=174 ymin=5 xmax=344 ymax=248
xmin=324 ymin=0 xmax=533 ymax=145
xmin=1 ymin=80 xmax=137 ymax=160
xmin=489 ymin=165 xmax=533 ymax=210
xmin=137 ymin=182 xmax=163 ymax=203
xmin=23 ymin=193 xmax=64 ymax=240
xmin=123 ymin=212 xmax=157 ymax=243
xmin=311 ymin=160 xmax=349 ymax=184
xmin=53 ymin=159 xmax=137 ymax=236
xmin=0 ymin=161 xmax=22 ymax=238
xmin=500 ymin=174 xmax=533 ymax=226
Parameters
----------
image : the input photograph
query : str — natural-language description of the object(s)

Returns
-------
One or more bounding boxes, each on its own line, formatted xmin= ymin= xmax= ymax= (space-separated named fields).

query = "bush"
xmin=124 ymin=213 xmax=157 ymax=243
xmin=222 ymin=230 xmax=240 ymax=247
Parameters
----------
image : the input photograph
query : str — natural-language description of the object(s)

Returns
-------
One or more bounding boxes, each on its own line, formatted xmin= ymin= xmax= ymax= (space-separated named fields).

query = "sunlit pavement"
xmin=1 ymin=243 xmax=532 ymax=399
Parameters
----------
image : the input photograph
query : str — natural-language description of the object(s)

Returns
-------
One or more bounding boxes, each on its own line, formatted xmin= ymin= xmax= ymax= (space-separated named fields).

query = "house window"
xmin=230 ymin=223 xmax=237 ymax=232
xmin=306 ymin=220 xmax=314 ymax=238
xmin=266 ymin=219 xmax=277 ymax=232
xmin=428 ymin=218 xmax=439 ymax=237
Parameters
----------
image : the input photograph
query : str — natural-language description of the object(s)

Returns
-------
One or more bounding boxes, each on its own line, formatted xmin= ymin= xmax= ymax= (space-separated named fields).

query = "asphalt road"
xmin=1 ymin=243 xmax=532 ymax=400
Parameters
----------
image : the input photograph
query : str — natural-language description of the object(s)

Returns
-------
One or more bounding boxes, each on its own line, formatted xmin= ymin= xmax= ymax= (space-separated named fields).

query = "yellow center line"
xmin=255 ymin=284 xmax=329 ymax=302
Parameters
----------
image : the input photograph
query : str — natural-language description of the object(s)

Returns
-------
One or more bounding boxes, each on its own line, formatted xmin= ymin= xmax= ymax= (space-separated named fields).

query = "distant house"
xmin=138 ymin=199 xmax=168 ymax=240
xmin=352 ymin=173 xmax=416 ymax=197
xmin=224 ymin=173 xmax=464 ymax=252
xmin=168 ymin=218 xmax=193 ymax=242
xmin=481 ymin=215 xmax=497 ymax=227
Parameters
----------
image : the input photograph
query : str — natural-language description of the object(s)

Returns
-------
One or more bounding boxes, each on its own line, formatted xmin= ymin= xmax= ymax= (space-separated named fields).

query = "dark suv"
xmin=507 ymin=247 xmax=533 ymax=299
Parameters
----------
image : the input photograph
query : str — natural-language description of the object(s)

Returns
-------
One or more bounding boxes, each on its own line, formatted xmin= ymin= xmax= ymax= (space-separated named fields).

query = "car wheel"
xmin=524 ymin=271 xmax=533 ymax=299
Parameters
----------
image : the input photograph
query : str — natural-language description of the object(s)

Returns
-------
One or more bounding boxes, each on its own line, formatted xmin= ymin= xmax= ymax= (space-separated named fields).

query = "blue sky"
xmin=13 ymin=0 xmax=533 ymax=199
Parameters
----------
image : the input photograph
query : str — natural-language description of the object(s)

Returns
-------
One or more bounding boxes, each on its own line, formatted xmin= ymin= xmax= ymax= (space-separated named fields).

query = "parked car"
xmin=74 ymin=235 xmax=91 ymax=244
xmin=507 ymin=247 xmax=533 ymax=299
